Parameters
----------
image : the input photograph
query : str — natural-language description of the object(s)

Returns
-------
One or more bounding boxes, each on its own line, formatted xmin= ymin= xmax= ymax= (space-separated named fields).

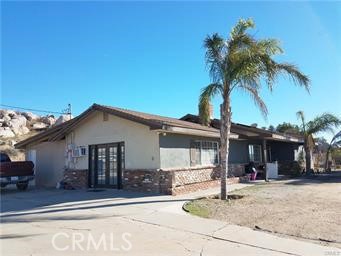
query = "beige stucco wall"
xmin=67 ymin=111 xmax=160 ymax=170
xmin=27 ymin=140 xmax=66 ymax=188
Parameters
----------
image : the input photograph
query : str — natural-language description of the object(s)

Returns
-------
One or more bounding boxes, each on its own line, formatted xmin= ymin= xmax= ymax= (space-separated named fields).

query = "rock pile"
xmin=0 ymin=109 xmax=73 ymax=139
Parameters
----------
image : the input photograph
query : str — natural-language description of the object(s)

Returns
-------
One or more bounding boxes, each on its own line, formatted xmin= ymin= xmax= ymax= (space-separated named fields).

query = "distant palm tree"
xmin=296 ymin=111 xmax=341 ymax=173
xmin=324 ymin=131 xmax=341 ymax=171
xmin=199 ymin=18 xmax=310 ymax=200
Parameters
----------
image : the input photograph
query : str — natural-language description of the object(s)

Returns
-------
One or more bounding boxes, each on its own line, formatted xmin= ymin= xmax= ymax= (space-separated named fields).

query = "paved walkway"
xmin=1 ymin=184 xmax=340 ymax=255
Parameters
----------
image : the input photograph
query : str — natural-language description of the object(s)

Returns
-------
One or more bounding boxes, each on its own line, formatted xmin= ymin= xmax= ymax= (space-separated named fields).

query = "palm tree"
xmin=324 ymin=131 xmax=341 ymax=171
xmin=296 ymin=111 xmax=341 ymax=173
xmin=199 ymin=18 xmax=310 ymax=200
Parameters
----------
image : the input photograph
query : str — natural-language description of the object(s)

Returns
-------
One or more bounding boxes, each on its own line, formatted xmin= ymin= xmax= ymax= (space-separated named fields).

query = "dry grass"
xmin=186 ymin=173 xmax=341 ymax=248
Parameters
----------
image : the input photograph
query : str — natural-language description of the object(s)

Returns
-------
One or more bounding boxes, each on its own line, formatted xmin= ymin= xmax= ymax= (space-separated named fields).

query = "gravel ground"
xmin=187 ymin=172 xmax=341 ymax=248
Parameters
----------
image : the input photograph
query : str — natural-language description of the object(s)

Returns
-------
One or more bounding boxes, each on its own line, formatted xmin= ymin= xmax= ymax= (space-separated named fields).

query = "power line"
xmin=0 ymin=104 xmax=66 ymax=115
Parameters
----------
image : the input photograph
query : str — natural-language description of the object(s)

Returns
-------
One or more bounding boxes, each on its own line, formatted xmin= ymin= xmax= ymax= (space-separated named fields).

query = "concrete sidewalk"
xmin=1 ymin=184 xmax=340 ymax=255
xmin=134 ymin=183 xmax=340 ymax=256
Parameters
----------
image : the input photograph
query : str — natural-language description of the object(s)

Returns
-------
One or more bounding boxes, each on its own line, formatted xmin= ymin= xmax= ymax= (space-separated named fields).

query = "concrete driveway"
xmin=1 ymin=184 xmax=340 ymax=256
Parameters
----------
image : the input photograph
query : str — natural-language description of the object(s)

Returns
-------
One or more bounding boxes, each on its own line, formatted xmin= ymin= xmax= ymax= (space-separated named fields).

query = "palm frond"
xmin=228 ymin=48 xmax=262 ymax=87
xmin=230 ymin=18 xmax=255 ymax=40
xmin=228 ymin=33 xmax=256 ymax=53
xmin=306 ymin=113 xmax=341 ymax=135
xmin=257 ymin=39 xmax=283 ymax=55
xmin=296 ymin=111 xmax=305 ymax=121
xmin=200 ymin=18 xmax=310 ymax=128
xmin=331 ymin=130 xmax=341 ymax=145
xmin=229 ymin=44 xmax=309 ymax=94
xmin=275 ymin=63 xmax=310 ymax=92
xmin=227 ymin=41 xmax=278 ymax=91
xmin=237 ymin=80 xmax=268 ymax=118
xmin=296 ymin=110 xmax=306 ymax=134
xmin=199 ymin=83 xmax=223 ymax=126
xmin=204 ymin=34 xmax=225 ymax=83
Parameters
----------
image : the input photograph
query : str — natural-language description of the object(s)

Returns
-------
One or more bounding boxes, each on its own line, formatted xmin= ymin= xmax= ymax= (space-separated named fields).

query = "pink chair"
xmin=251 ymin=168 xmax=258 ymax=180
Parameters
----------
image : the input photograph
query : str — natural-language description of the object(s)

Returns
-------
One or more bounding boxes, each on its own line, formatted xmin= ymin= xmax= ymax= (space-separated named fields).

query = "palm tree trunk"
xmin=324 ymin=145 xmax=332 ymax=171
xmin=304 ymin=143 xmax=312 ymax=173
xmin=220 ymin=98 xmax=231 ymax=200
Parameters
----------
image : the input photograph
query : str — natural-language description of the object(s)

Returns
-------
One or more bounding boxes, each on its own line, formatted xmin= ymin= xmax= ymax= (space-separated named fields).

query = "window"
xmin=71 ymin=146 xmax=87 ymax=158
xmin=80 ymin=147 xmax=87 ymax=156
xmin=190 ymin=140 xmax=219 ymax=166
xmin=248 ymin=144 xmax=262 ymax=162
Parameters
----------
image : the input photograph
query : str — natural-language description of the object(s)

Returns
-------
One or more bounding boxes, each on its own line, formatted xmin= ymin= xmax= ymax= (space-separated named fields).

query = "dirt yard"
xmin=185 ymin=172 xmax=341 ymax=248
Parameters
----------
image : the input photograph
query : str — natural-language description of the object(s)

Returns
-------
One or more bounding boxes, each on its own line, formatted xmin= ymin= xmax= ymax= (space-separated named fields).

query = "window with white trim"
xmin=248 ymin=144 xmax=262 ymax=162
xmin=190 ymin=140 xmax=219 ymax=166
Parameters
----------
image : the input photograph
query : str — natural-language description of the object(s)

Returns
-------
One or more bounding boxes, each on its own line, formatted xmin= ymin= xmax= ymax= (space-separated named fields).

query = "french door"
xmin=89 ymin=142 xmax=124 ymax=189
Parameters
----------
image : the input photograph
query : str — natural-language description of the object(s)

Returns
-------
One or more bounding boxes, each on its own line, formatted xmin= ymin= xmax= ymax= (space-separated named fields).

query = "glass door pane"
xmin=121 ymin=144 xmax=125 ymax=170
xmin=97 ymin=147 xmax=106 ymax=185
xmin=89 ymin=146 xmax=96 ymax=187
xmin=108 ymin=146 xmax=118 ymax=186
xmin=89 ymin=142 xmax=124 ymax=189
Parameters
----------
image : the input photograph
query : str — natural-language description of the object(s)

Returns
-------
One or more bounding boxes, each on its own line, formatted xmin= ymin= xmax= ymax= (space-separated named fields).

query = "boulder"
xmin=1 ymin=120 xmax=10 ymax=127
xmin=8 ymin=140 xmax=17 ymax=146
xmin=21 ymin=126 xmax=30 ymax=134
xmin=2 ymin=115 xmax=11 ymax=122
xmin=0 ymin=110 xmax=12 ymax=121
xmin=22 ymin=112 xmax=39 ymax=121
xmin=8 ymin=113 xmax=16 ymax=118
xmin=0 ymin=109 xmax=16 ymax=118
xmin=40 ymin=115 xmax=56 ymax=126
xmin=55 ymin=114 xmax=73 ymax=125
xmin=0 ymin=127 xmax=15 ymax=138
xmin=32 ymin=122 xmax=48 ymax=129
xmin=9 ymin=115 xmax=27 ymax=131
xmin=12 ymin=126 xmax=30 ymax=136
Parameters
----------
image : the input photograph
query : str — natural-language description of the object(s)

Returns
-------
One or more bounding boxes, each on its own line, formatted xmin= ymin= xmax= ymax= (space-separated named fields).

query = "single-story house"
xmin=16 ymin=104 xmax=303 ymax=195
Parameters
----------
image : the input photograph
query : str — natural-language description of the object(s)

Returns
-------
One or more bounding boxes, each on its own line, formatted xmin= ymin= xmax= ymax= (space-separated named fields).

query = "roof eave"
xmin=156 ymin=125 xmax=239 ymax=139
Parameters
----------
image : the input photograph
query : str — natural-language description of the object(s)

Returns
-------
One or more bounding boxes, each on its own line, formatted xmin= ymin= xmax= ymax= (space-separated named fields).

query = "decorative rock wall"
xmin=61 ymin=164 xmax=246 ymax=194
xmin=63 ymin=169 xmax=88 ymax=189
xmin=123 ymin=169 xmax=173 ymax=194
xmin=123 ymin=164 xmax=246 ymax=195
xmin=228 ymin=164 xmax=246 ymax=177
xmin=173 ymin=167 xmax=220 ymax=187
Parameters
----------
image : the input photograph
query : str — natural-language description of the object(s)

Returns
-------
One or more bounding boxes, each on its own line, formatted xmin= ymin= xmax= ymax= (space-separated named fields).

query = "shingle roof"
xmin=180 ymin=114 xmax=304 ymax=141
xmin=15 ymin=104 xmax=219 ymax=148
xmin=15 ymin=103 xmax=303 ymax=149
xmin=96 ymin=104 xmax=219 ymax=133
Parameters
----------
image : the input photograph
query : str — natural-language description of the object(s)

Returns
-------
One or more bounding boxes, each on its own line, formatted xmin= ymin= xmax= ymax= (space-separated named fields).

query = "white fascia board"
xmin=156 ymin=126 xmax=239 ymax=139
xmin=270 ymin=134 xmax=303 ymax=143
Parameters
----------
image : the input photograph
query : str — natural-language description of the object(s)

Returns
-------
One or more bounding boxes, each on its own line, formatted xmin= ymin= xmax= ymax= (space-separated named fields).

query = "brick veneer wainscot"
xmin=123 ymin=169 xmax=173 ymax=194
xmin=63 ymin=169 xmax=88 ymax=189
xmin=123 ymin=164 xmax=246 ymax=195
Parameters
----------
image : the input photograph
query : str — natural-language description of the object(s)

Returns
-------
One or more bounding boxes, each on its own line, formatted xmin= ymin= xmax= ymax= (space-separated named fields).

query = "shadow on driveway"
xmin=0 ymin=187 xmax=191 ymax=223
xmin=283 ymin=171 xmax=341 ymax=186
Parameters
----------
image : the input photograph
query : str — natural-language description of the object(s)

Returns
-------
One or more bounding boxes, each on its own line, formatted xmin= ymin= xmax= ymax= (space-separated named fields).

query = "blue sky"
xmin=2 ymin=1 xmax=341 ymax=138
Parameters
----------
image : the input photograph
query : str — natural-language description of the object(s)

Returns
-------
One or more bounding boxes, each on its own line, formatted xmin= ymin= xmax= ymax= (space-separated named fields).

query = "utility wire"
xmin=0 ymin=104 xmax=65 ymax=115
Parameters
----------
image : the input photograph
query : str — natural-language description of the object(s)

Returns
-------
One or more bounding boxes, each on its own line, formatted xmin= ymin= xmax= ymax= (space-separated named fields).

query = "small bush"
xmin=278 ymin=161 xmax=303 ymax=177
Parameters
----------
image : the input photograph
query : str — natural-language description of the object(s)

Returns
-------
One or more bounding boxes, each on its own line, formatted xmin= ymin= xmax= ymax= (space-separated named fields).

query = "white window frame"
xmin=71 ymin=146 xmax=87 ymax=158
xmin=248 ymin=144 xmax=262 ymax=163
xmin=192 ymin=140 xmax=219 ymax=166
